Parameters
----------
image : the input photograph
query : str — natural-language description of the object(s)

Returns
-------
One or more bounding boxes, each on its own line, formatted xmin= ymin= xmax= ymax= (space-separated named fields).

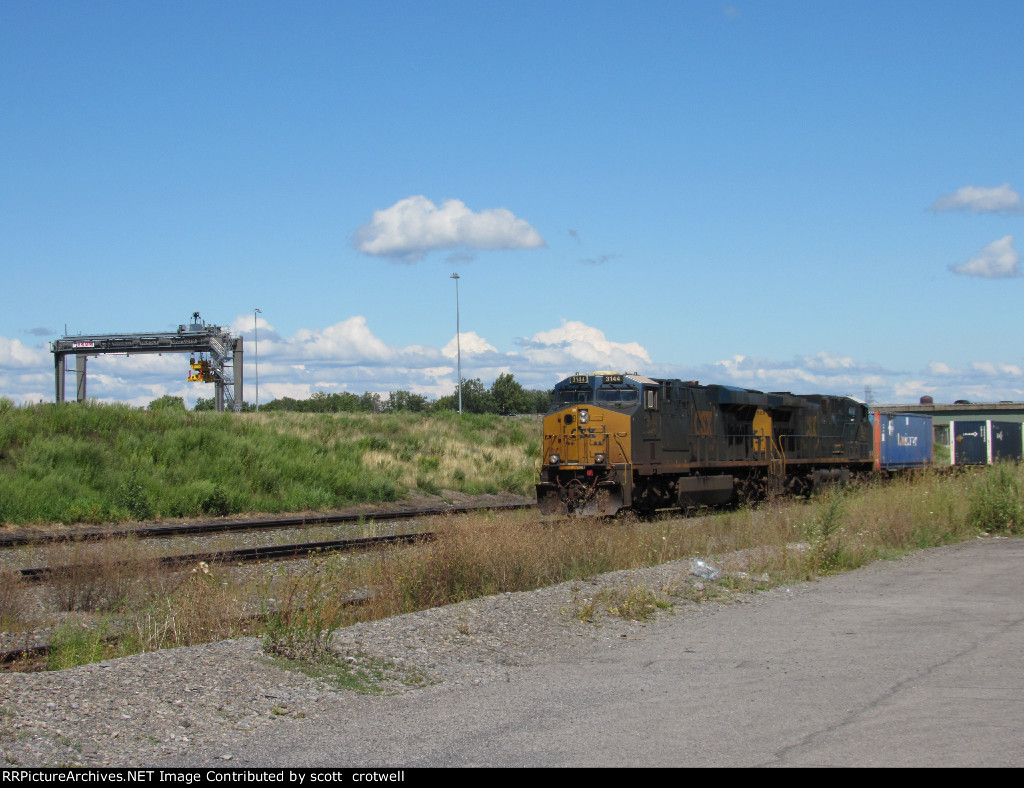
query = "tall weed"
xmin=122 ymin=563 xmax=248 ymax=653
xmin=0 ymin=569 xmax=28 ymax=627
xmin=261 ymin=561 xmax=359 ymax=662
xmin=967 ymin=463 xmax=1024 ymax=534
xmin=42 ymin=536 xmax=159 ymax=613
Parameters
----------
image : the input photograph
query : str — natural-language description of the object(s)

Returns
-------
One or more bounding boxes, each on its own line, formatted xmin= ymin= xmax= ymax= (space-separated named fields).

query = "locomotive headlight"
xmin=549 ymin=454 xmax=560 ymax=465
xmin=594 ymin=453 xmax=606 ymax=464
xmin=578 ymin=409 xmax=589 ymax=424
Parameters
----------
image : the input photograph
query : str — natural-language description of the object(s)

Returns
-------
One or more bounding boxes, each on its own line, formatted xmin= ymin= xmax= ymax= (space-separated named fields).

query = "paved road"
xmin=238 ymin=537 xmax=1024 ymax=767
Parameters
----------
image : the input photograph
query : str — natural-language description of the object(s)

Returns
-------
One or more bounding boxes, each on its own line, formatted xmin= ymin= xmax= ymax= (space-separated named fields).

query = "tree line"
xmin=188 ymin=373 xmax=553 ymax=415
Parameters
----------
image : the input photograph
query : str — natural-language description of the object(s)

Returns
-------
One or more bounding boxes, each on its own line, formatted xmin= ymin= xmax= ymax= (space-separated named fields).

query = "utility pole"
xmin=450 ymin=273 xmax=462 ymax=415
xmin=254 ymin=308 xmax=261 ymax=412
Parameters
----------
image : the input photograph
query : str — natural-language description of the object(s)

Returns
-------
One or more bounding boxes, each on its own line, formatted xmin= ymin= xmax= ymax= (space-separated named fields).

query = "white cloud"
xmin=281 ymin=316 xmax=403 ymax=363
xmin=949 ymin=236 xmax=1020 ymax=278
xmin=804 ymin=351 xmax=856 ymax=370
xmin=928 ymin=361 xmax=957 ymax=376
xmin=3 ymin=318 xmax=1023 ymax=409
xmin=353 ymin=196 xmax=545 ymax=261
xmin=442 ymin=331 xmax=498 ymax=359
xmin=892 ymin=381 xmax=937 ymax=401
xmin=705 ymin=353 xmax=889 ymax=399
xmin=971 ymin=361 xmax=1023 ymax=377
xmin=931 ymin=183 xmax=1022 ymax=213
xmin=891 ymin=359 xmax=1024 ymax=403
xmin=230 ymin=312 xmax=278 ymax=340
xmin=261 ymin=382 xmax=315 ymax=401
xmin=519 ymin=321 xmax=652 ymax=373
xmin=0 ymin=337 xmax=50 ymax=368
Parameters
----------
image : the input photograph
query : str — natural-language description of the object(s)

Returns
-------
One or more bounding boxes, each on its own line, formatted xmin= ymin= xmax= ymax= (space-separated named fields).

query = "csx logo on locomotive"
xmin=537 ymin=372 xmax=929 ymax=516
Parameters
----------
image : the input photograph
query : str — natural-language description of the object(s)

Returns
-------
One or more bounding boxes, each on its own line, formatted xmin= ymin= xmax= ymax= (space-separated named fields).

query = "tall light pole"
xmin=450 ymin=273 xmax=462 ymax=415
xmin=253 ymin=308 xmax=261 ymax=413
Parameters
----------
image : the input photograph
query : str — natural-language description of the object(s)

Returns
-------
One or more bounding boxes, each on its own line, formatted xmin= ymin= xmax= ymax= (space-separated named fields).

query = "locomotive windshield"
xmin=596 ymin=388 xmax=639 ymax=403
xmin=554 ymin=376 xmax=641 ymax=406
xmin=556 ymin=388 xmax=593 ymax=404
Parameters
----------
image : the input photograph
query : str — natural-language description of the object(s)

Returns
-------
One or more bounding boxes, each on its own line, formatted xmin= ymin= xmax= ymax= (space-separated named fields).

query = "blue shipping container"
xmin=872 ymin=412 xmax=933 ymax=470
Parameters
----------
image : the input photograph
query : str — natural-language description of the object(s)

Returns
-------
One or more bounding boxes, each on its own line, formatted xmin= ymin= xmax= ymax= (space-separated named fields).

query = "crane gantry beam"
xmin=52 ymin=314 xmax=243 ymax=411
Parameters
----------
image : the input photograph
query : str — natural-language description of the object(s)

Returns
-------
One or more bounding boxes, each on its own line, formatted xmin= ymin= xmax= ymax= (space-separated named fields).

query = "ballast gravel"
xmin=0 ymin=557 xmax=758 ymax=767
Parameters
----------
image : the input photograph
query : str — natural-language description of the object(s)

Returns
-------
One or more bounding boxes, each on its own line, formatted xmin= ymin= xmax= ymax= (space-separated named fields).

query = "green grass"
xmin=0 ymin=403 xmax=541 ymax=526
xmin=266 ymin=651 xmax=433 ymax=695
xmin=4 ymin=412 xmax=1022 ymax=680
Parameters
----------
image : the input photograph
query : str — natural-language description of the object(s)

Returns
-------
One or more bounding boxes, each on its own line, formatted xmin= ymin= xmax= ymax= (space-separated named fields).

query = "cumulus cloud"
xmin=290 ymin=317 xmax=398 ymax=363
xmin=353 ymin=196 xmax=545 ymax=261
xmin=518 ymin=321 xmax=652 ymax=373
xmin=230 ymin=313 xmax=279 ymax=340
xmin=4 ymin=315 xmax=1024 ymax=409
xmin=441 ymin=331 xmax=498 ymax=359
xmin=0 ymin=337 xmax=50 ymax=368
xmin=928 ymin=361 xmax=958 ymax=376
xmin=949 ymin=236 xmax=1020 ymax=278
xmin=931 ymin=183 xmax=1022 ymax=213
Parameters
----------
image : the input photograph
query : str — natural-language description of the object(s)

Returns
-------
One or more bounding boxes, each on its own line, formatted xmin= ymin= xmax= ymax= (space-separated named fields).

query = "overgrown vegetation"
xmin=2 ymin=463 xmax=1021 ymax=677
xmin=565 ymin=581 xmax=674 ymax=622
xmin=0 ymin=402 xmax=541 ymax=526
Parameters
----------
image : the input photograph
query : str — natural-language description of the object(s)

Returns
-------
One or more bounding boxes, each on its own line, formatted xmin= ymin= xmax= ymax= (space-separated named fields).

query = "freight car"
xmin=871 ymin=411 xmax=934 ymax=471
xmin=537 ymin=372 xmax=888 ymax=516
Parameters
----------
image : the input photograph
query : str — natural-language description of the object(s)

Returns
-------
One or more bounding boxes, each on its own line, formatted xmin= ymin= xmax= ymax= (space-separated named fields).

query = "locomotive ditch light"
xmin=549 ymin=454 xmax=560 ymax=465
xmin=579 ymin=409 xmax=589 ymax=424
xmin=594 ymin=453 xmax=606 ymax=464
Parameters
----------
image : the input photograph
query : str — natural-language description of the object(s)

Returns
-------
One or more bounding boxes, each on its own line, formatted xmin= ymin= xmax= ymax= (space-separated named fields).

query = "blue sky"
xmin=2 ymin=0 xmax=1022 ymax=408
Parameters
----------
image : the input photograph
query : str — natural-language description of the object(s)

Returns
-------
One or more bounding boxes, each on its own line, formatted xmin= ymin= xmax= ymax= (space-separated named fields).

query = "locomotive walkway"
xmin=231 ymin=536 xmax=1024 ymax=767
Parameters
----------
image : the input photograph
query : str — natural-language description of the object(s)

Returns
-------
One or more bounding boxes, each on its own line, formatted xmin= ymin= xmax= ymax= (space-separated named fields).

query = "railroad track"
xmin=0 ymin=589 xmax=378 ymax=671
xmin=17 ymin=530 xmax=436 ymax=582
xmin=0 ymin=502 xmax=549 ymax=671
xmin=0 ymin=502 xmax=536 ymax=548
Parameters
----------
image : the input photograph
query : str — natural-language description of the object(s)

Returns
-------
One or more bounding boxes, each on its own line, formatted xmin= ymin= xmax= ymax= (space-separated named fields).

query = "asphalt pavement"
xmin=232 ymin=536 xmax=1024 ymax=767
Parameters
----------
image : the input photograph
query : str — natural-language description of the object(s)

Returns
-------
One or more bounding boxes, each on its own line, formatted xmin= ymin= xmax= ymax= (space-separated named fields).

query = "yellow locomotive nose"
xmin=552 ymin=406 xmax=605 ymax=468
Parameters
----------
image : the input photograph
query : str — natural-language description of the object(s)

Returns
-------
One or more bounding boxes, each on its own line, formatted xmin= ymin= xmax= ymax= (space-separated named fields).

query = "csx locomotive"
xmin=537 ymin=372 xmax=879 ymax=516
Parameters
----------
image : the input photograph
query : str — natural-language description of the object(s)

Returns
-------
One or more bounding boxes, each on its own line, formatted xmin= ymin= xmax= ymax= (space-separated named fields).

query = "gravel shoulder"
xmin=4 ymin=537 xmax=1021 ymax=767
xmin=1 ymin=556 xmax=734 ymax=767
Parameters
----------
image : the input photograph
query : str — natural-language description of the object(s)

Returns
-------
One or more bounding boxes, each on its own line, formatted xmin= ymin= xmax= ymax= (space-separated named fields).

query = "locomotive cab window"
xmin=645 ymin=389 xmax=658 ymax=410
xmin=596 ymin=388 xmax=638 ymax=404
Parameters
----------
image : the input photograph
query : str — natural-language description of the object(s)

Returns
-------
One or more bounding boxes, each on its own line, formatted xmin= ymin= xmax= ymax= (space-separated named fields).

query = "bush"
xmin=148 ymin=395 xmax=186 ymax=411
xmin=967 ymin=464 xmax=1024 ymax=534
xmin=115 ymin=471 xmax=153 ymax=521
